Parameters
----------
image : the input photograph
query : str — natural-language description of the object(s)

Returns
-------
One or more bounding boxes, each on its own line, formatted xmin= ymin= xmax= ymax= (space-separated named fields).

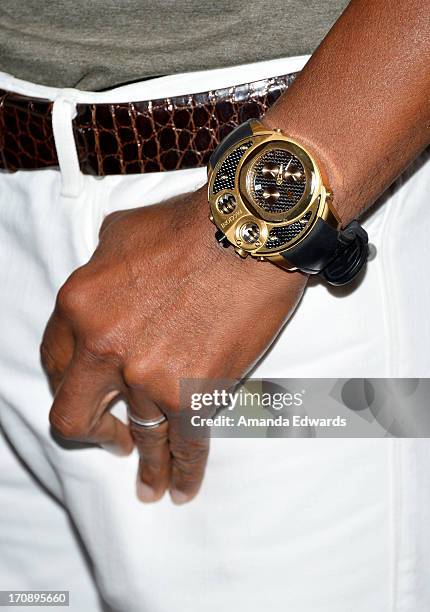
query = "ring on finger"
xmin=128 ymin=412 xmax=167 ymax=429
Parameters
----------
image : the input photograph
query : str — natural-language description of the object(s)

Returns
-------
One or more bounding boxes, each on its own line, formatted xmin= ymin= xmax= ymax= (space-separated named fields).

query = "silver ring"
xmin=128 ymin=412 xmax=167 ymax=429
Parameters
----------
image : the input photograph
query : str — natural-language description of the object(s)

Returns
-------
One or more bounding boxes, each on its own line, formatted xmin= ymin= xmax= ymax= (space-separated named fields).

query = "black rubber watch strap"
xmin=282 ymin=218 xmax=369 ymax=285
xmin=282 ymin=218 xmax=339 ymax=274
xmin=209 ymin=121 xmax=254 ymax=170
xmin=321 ymin=221 xmax=369 ymax=286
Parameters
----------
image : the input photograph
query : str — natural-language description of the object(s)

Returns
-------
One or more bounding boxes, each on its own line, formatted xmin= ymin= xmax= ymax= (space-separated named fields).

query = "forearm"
xmin=263 ymin=0 xmax=430 ymax=224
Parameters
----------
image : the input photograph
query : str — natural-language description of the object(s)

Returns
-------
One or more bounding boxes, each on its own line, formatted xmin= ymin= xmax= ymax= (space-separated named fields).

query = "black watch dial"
xmin=243 ymin=143 xmax=312 ymax=222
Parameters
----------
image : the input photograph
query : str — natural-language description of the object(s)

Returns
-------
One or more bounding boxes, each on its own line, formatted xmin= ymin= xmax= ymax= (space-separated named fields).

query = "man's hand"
xmin=41 ymin=188 xmax=307 ymax=504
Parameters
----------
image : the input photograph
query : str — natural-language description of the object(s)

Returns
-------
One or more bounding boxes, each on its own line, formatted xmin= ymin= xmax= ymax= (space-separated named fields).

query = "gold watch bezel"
xmin=207 ymin=120 xmax=340 ymax=270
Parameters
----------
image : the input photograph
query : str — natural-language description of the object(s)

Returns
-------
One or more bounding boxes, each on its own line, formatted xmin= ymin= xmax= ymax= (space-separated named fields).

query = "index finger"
xmin=40 ymin=312 xmax=75 ymax=393
xmin=50 ymin=352 xmax=134 ymax=456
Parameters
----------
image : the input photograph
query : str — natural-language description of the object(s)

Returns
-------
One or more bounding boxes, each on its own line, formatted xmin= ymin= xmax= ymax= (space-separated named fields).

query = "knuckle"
xmin=49 ymin=409 xmax=88 ymax=440
xmin=123 ymin=361 xmax=149 ymax=388
xmin=56 ymin=269 xmax=91 ymax=316
xmin=157 ymin=379 xmax=182 ymax=413
xmin=40 ymin=343 xmax=57 ymax=373
xmin=99 ymin=210 xmax=123 ymax=237
xmin=163 ymin=395 xmax=181 ymax=414
xmin=123 ymin=361 xmax=172 ymax=396
xmin=123 ymin=360 xmax=187 ymax=408
xmin=81 ymin=335 xmax=119 ymax=361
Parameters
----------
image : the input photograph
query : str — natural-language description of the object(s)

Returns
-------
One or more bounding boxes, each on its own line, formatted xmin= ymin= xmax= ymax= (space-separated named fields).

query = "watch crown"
xmin=215 ymin=229 xmax=230 ymax=248
xmin=209 ymin=214 xmax=214 ymax=223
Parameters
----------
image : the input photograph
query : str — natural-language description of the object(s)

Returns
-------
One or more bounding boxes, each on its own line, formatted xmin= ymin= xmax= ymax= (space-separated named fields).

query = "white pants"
xmin=1 ymin=56 xmax=430 ymax=612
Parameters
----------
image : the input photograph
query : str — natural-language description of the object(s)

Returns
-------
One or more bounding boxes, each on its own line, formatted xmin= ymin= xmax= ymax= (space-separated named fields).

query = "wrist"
xmin=260 ymin=113 xmax=356 ymax=226
xmin=190 ymin=185 xmax=309 ymax=294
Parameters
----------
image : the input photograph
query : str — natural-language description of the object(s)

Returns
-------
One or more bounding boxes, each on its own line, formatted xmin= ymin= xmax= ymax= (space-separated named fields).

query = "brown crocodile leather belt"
xmin=0 ymin=72 xmax=298 ymax=176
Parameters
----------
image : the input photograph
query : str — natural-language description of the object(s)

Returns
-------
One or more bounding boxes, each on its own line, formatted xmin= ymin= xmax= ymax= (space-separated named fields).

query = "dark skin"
xmin=42 ymin=193 xmax=307 ymax=503
xmin=41 ymin=0 xmax=430 ymax=504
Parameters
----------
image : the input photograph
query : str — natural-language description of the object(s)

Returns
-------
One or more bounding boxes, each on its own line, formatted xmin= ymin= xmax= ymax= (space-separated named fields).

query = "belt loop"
xmin=52 ymin=89 xmax=84 ymax=198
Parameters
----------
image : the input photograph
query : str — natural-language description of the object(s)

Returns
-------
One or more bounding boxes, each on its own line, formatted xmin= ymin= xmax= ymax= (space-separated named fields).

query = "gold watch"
xmin=207 ymin=119 xmax=369 ymax=286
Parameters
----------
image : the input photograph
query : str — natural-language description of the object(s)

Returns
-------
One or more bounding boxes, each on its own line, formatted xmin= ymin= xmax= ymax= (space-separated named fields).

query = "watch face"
xmin=244 ymin=143 xmax=312 ymax=222
xmin=209 ymin=131 xmax=323 ymax=259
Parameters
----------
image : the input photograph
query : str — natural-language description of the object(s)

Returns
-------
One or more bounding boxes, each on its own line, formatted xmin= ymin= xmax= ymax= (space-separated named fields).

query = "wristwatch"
xmin=207 ymin=119 xmax=369 ymax=285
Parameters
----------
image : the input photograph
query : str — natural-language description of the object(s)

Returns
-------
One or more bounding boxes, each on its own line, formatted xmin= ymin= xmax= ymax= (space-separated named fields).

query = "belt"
xmin=0 ymin=72 xmax=297 ymax=175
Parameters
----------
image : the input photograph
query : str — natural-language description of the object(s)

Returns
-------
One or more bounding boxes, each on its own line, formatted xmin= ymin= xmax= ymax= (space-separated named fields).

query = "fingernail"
xmin=136 ymin=481 xmax=156 ymax=502
xmin=170 ymin=489 xmax=190 ymax=505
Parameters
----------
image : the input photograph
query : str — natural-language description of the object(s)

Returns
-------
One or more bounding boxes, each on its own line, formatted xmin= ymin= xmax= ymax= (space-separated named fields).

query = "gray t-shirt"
xmin=0 ymin=0 xmax=348 ymax=91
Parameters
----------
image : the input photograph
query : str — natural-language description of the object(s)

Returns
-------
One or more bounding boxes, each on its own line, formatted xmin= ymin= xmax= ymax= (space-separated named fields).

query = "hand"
xmin=41 ymin=187 xmax=307 ymax=504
